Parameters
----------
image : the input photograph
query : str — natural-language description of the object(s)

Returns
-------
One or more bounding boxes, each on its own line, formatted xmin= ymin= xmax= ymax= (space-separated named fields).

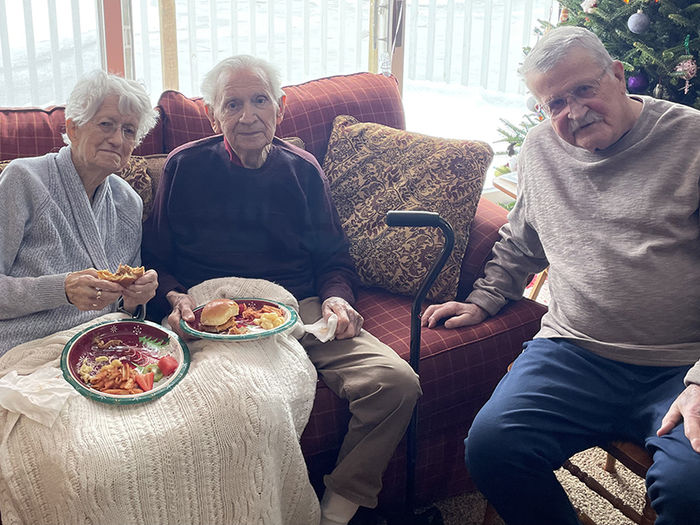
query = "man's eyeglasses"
xmin=91 ymin=120 xmax=139 ymax=143
xmin=541 ymin=65 xmax=611 ymax=116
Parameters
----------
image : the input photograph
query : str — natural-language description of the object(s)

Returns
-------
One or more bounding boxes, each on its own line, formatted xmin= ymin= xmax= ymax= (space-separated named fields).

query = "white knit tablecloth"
xmin=0 ymin=277 xmax=320 ymax=525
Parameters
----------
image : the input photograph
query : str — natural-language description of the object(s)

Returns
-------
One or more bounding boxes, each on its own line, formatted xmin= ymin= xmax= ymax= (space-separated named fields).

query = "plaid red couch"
xmin=0 ymin=72 xmax=546 ymax=511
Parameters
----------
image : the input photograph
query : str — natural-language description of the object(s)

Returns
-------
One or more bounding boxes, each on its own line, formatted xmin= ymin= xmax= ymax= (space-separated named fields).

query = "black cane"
xmin=385 ymin=210 xmax=454 ymax=524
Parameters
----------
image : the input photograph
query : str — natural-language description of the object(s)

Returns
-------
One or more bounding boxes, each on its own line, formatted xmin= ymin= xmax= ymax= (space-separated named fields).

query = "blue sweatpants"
xmin=465 ymin=338 xmax=700 ymax=525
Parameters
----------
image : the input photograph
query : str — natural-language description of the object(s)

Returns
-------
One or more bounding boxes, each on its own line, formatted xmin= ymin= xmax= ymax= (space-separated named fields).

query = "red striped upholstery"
xmin=156 ymin=92 xmax=211 ymax=153
xmin=133 ymin=116 xmax=164 ymax=157
xmin=156 ymin=72 xmax=405 ymax=164
xmin=0 ymin=106 xmax=66 ymax=161
xmin=0 ymin=105 xmax=163 ymax=162
xmin=279 ymin=72 xmax=405 ymax=162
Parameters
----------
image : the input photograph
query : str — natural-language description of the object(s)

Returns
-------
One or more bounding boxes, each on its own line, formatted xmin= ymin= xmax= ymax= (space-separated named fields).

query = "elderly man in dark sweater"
xmin=142 ymin=55 xmax=421 ymax=525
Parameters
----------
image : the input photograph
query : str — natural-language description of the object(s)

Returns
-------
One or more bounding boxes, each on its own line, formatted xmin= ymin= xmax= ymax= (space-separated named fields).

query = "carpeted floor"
xmin=429 ymin=446 xmax=645 ymax=525
xmin=362 ymin=446 xmax=645 ymax=524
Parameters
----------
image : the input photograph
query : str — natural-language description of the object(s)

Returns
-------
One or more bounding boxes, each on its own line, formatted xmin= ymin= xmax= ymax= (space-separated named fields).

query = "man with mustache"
xmin=142 ymin=55 xmax=421 ymax=525
xmin=422 ymin=26 xmax=700 ymax=524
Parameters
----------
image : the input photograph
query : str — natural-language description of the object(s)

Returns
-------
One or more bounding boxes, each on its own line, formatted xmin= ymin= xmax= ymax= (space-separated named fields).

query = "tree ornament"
xmin=526 ymin=96 xmax=538 ymax=112
xmin=627 ymin=72 xmax=649 ymax=93
xmin=580 ymin=0 xmax=597 ymax=14
xmin=653 ymin=83 xmax=670 ymax=99
xmin=627 ymin=10 xmax=650 ymax=34
xmin=675 ymin=58 xmax=697 ymax=95
xmin=560 ymin=7 xmax=569 ymax=23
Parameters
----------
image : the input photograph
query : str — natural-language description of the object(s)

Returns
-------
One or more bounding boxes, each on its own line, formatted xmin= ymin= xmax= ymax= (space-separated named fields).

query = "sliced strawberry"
xmin=158 ymin=355 xmax=179 ymax=377
xmin=134 ymin=371 xmax=154 ymax=392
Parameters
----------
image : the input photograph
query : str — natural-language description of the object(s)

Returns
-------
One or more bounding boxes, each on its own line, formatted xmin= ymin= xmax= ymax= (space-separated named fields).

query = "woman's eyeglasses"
xmin=92 ymin=120 xmax=138 ymax=143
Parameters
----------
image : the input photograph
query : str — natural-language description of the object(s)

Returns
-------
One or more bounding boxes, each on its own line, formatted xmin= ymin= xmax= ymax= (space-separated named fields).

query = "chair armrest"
xmin=456 ymin=198 xmax=507 ymax=300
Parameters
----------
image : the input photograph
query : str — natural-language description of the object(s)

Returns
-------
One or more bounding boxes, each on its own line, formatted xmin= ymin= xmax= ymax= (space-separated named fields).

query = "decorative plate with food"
xmin=181 ymin=298 xmax=297 ymax=341
xmin=61 ymin=319 xmax=190 ymax=405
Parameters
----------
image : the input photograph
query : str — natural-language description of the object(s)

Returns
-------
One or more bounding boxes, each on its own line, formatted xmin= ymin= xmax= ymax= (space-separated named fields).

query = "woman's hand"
xmin=120 ymin=269 xmax=158 ymax=312
xmin=321 ymin=297 xmax=364 ymax=339
xmin=65 ymin=269 xmax=123 ymax=311
xmin=421 ymin=301 xmax=489 ymax=329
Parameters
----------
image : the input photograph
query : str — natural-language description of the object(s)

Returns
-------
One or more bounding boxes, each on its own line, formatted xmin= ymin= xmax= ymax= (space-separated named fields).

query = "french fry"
xmin=88 ymin=359 xmax=143 ymax=395
xmin=102 ymin=388 xmax=143 ymax=395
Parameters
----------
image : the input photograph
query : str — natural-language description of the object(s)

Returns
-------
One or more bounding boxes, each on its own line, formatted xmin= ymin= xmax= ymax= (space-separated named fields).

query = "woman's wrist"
xmin=118 ymin=297 xmax=146 ymax=319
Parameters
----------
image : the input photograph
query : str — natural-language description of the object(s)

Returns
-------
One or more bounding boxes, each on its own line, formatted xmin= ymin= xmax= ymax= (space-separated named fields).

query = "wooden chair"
xmin=482 ymin=442 xmax=656 ymax=525
xmin=564 ymin=441 xmax=656 ymax=525
xmin=482 ymin=441 xmax=656 ymax=525
xmin=527 ymin=267 xmax=548 ymax=301
xmin=482 ymin=360 xmax=657 ymax=525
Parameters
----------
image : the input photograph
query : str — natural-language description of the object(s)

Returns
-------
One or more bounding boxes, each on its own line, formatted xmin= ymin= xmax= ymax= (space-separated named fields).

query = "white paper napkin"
xmin=304 ymin=313 xmax=338 ymax=342
xmin=0 ymin=367 xmax=77 ymax=427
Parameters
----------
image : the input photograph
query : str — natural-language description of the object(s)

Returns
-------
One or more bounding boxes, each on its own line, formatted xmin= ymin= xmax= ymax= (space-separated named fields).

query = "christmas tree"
xmin=494 ymin=0 xmax=699 ymax=175
xmin=557 ymin=0 xmax=699 ymax=109
xmin=493 ymin=109 xmax=546 ymax=176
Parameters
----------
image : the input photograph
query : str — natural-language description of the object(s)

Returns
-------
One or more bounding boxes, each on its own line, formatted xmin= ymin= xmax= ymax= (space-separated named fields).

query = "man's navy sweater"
xmin=142 ymin=135 xmax=357 ymax=321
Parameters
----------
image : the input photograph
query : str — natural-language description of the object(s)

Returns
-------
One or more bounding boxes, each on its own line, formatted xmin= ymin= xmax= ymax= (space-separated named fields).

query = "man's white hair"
xmin=200 ymin=55 xmax=284 ymax=108
xmin=519 ymin=26 xmax=614 ymax=80
xmin=63 ymin=69 xmax=158 ymax=146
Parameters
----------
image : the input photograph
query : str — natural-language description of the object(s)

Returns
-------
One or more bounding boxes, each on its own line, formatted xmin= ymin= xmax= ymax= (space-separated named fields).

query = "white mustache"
xmin=569 ymin=111 xmax=603 ymax=134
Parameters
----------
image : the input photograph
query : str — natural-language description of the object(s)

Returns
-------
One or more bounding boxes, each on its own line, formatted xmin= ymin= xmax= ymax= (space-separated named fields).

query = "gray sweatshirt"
xmin=468 ymin=96 xmax=700 ymax=381
xmin=0 ymin=146 xmax=143 ymax=354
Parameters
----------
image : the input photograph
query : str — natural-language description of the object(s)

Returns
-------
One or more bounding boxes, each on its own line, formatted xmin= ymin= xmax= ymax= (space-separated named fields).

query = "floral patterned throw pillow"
xmin=118 ymin=154 xmax=168 ymax=222
xmin=322 ymin=115 xmax=493 ymax=301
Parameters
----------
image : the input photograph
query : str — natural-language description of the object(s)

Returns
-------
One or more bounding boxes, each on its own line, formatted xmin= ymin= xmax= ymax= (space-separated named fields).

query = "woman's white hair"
xmin=63 ymin=70 xmax=158 ymax=146
xmin=200 ymin=55 xmax=284 ymax=108
xmin=519 ymin=26 xmax=614 ymax=80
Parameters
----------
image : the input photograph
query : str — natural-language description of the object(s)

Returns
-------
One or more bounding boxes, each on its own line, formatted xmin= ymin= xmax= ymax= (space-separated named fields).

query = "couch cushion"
xmin=279 ymin=72 xmax=405 ymax=164
xmin=132 ymin=113 xmax=165 ymax=156
xmin=0 ymin=106 xmax=66 ymax=161
xmin=156 ymin=91 xmax=213 ymax=152
xmin=0 ymin=105 xmax=165 ymax=161
xmin=156 ymin=73 xmax=405 ymax=164
xmin=323 ymin=115 xmax=493 ymax=302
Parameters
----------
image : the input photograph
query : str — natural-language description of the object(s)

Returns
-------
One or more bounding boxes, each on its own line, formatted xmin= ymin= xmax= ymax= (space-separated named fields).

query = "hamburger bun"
xmin=200 ymin=298 xmax=240 ymax=333
xmin=96 ymin=264 xmax=145 ymax=286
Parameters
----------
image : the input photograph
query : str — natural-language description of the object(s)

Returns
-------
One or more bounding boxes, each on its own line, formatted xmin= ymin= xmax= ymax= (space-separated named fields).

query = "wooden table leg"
xmin=528 ymin=268 xmax=548 ymax=301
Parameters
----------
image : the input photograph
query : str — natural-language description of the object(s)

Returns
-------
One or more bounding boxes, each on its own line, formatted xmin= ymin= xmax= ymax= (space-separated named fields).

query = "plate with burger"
xmin=61 ymin=319 xmax=190 ymax=405
xmin=181 ymin=298 xmax=298 ymax=341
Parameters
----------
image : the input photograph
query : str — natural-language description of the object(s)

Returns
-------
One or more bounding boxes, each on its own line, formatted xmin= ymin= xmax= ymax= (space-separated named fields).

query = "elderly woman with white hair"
xmin=0 ymin=70 xmax=159 ymax=354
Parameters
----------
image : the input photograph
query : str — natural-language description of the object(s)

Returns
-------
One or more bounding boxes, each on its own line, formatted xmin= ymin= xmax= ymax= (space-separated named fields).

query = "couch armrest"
xmin=456 ymin=197 xmax=507 ymax=300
